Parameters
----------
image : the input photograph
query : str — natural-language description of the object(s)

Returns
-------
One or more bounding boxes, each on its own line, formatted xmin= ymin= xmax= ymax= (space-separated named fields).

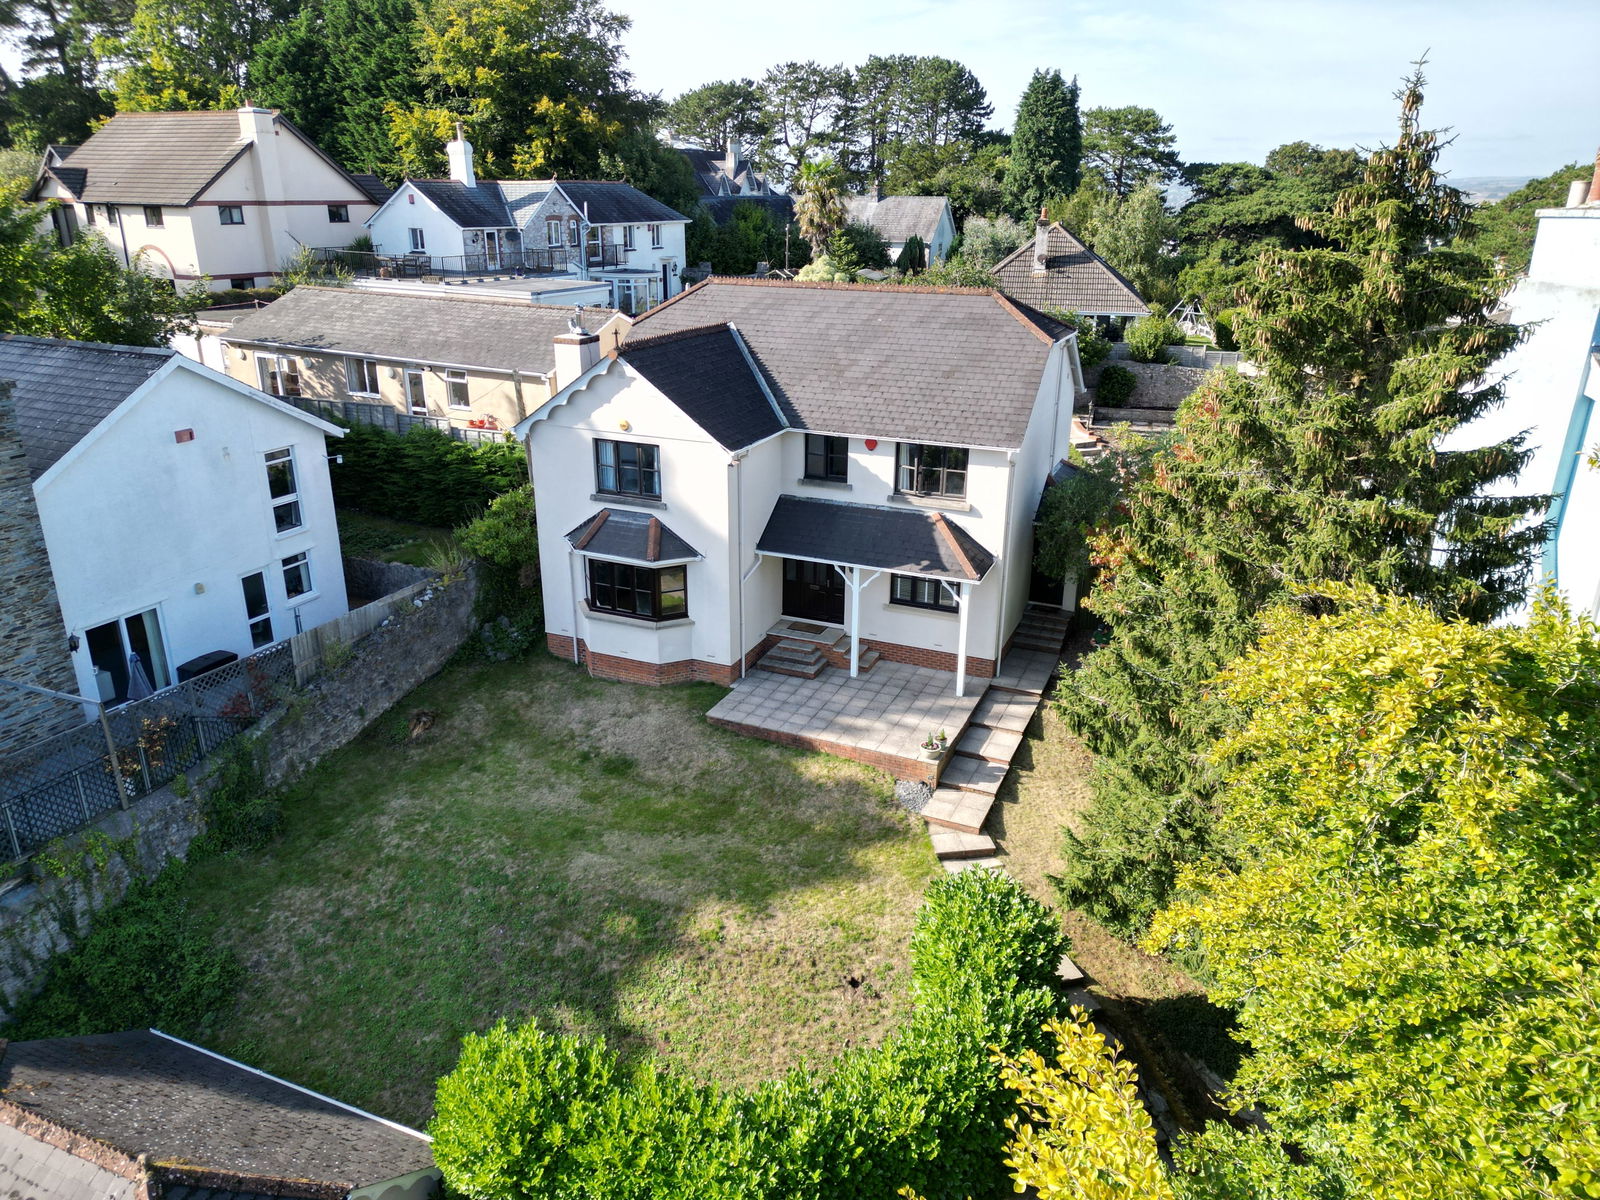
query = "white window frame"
xmin=219 ymin=205 xmax=245 ymax=226
xmin=281 ymin=550 xmax=314 ymax=603
xmin=546 ymin=217 xmax=563 ymax=246
xmin=264 ymin=447 xmax=303 ymax=534
xmin=409 ymin=227 xmax=426 ymax=252
xmin=240 ymin=569 xmax=274 ymax=648
xmin=622 ymin=224 xmax=635 ymax=250
xmin=255 ymin=353 xmax=301 ymax=398
xmin=345 ymin=356 xmax=381 ymax=396
xmin=648 ymin=223 xmax=662 ymax=248
xmin=445 ymin=369 xmax=471 ymax=410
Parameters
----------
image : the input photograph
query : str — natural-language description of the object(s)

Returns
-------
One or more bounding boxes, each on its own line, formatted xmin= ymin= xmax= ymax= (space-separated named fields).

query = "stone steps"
xmin=929 ymin=827 xmax=997 ymax=860
xmin=943 ymin=856 xmax=1004 ymax=874
xmin=921 ymin=786 xmax=993 ymax=835
xmin=940 ymin=754 xmax=1007 ymax=796
xmin=1011 ymin=633 xmax=1066 ymax=654
xmin=970 ymin=689 xmax=1038 ymax=734
xmin=756 ymin=639 xmax=825 ymax=679
xmin=992 ymin=650 xmax=1059 ymax=697
xmin=954 ymin=723 xmax=1023 ymax=764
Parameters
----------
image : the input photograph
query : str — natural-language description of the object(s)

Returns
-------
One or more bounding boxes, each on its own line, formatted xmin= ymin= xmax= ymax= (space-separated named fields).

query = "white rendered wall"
xmin=367 ymin=185 xmax=472 ymax=260
xmin=34 ymin=366 xmax=348 ymax=699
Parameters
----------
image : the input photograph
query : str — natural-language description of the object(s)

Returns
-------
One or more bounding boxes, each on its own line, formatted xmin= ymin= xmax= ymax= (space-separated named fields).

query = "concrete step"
xmin=1023 ymin=607 xmax=1071 ymax=627
xmin=922 ymin=786 xmax=993 ymax=835
xmin=954 ymin=724 xmax=1024 ymax=764
xmin=992 ymin=651 xmax=1060 ymax=696
xmin=772 ymin=623 xmax=849 ymax=652
xmin=941 ymin=754 xmax=1008 ymax=796
xmin=970 ymin=689 xmax=1038 ymax=734
xmin=857 ymin=648 xmax=882 ymax=671
xmin=943 ymin=856 xmax=1004 ymax=874
xmin=757 ymin=640 xmax=825 ymax=680
xmin=1011 ymin=634 xmax=1065 ymax=654
xmin=929 ymin=827 xmax=996 ymax=860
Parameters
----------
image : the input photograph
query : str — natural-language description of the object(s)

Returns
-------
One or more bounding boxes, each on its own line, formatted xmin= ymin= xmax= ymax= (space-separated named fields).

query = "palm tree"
xmin=793 ymin=158 xmax=846 ymax=254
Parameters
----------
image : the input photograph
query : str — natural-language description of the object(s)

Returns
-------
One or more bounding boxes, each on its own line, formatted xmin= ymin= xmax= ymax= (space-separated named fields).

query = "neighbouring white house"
xmin=0 ymin=335 xmax=348 ymax=710
xmin=26 ymin=107 xmax=389 ymax=291
xmin=514 ymin=278 xmax=1085 ymax=698
xmin=843 ymin=192 xmax=957 ymax=266
xmin=1449 ymin=155 xmax=1600 ymax=619
xmin=365 ymin=131 xmax=690 ymax=315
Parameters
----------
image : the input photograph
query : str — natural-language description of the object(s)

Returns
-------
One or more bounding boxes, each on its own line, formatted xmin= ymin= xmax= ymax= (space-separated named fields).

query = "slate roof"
xmin=618 ymin=324 xmax=783 ymax=450
xmin=557 ymin=180 xmax=688 ymax=225
xmin=699 ymin=192 xmax=793 ymax=229
xmin=0 ymin=1122 xmax=139 ymax=1200
xmin=565 ymin=509 xmax=701 ymax=562
xmin=0 ymin=1031 xmax=434 ymax=1190
xmin=350 ymin=173 xmax=394 ymax=205
xmin=681 ymin=147 xmax=775 ymax=199
xmin=223 ymin=286 xmax=618 ymax=375
xmin=499 ymin=180 xmax=555 ymax=225
xmin=843 ymin=195 xmax=950 ymax=245
xmin=0 ymin=336 xmax=171 ymax=479
xmin=410 ymin=178 xmax=513 ymax=228
xmin=627 ymin=279 xmax=1066 ymax=449
xmin=991 ymin=223 xmax=1151 ymax=317
xmin=757 ymin=495 xmax=994 ymax=580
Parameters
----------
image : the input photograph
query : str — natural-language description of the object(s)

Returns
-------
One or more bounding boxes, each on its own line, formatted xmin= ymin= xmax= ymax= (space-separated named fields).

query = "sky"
xmin=621 ymin=0 xmax=1599 ymax=180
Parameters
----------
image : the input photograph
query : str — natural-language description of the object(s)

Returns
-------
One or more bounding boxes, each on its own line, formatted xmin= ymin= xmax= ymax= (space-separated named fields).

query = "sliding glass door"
xmin=85 ymin=608 xmax=171 ymax=704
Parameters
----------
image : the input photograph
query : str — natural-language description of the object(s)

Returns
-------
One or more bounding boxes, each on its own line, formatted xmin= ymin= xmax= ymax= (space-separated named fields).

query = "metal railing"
xmin=0 ymin=645 xmax=294 ymax=862
xmin=285 ymin=396 xmax=510 ymax=444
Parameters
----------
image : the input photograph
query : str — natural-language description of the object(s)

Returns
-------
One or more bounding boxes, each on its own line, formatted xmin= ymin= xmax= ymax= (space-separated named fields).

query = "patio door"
xmin=782 ymin=559 xmax=845 ymax=625
xmin=405 ymin=367 xmax=427 ymax=415
xmin=484 ymin=230 xmax=502 ymax=270
xmin=85 ymin=608 xmax=172 ymax=705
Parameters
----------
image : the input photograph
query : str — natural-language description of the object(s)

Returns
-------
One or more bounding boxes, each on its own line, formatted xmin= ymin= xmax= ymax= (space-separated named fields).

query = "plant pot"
xmin=918 ymin=745 xmax=942 ymax=763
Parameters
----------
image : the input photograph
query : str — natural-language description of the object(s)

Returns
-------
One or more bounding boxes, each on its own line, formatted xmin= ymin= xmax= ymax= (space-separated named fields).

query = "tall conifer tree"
xmin=1004 ymin=69 xmax=1080 ymax=219
xmin=1053 ymin=67 xmax=1547 ymax=934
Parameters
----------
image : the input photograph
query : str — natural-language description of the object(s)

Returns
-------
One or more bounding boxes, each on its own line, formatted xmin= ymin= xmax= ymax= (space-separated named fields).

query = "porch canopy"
xmin=755 ymin=496 xmax=994 ymax=695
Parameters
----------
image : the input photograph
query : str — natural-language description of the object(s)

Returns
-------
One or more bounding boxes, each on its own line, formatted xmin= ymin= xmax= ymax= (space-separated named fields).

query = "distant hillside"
xmin=1453 ymin=176 xmax=1538 ymax=204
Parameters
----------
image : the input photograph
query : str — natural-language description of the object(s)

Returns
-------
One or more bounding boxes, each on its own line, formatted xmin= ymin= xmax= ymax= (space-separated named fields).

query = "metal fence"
xmin=285 ymin=395 xmax=510 ymax=444
xmin=0 ymin=645 xmax=294 ymax=863
xmin=306 ymin=245 xmax=622 ymax=280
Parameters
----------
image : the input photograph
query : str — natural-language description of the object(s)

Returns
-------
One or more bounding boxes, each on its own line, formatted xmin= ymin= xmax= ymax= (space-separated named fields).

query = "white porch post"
xmin=942 ymin=579 xmax=972 ymax=698
xmin=833 ymin=564 xmax=882 ymax=679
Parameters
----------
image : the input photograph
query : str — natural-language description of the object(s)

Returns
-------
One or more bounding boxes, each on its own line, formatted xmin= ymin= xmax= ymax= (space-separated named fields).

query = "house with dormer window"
xmin=365 ymin=130 xmax=690 ymax=315
xmin=514 ymin=278 xmax=1085 ymax=697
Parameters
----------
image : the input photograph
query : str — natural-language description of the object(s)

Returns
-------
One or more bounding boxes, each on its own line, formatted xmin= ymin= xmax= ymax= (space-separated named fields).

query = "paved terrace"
xmin=707 ymin=661 xmax=983 ymax=782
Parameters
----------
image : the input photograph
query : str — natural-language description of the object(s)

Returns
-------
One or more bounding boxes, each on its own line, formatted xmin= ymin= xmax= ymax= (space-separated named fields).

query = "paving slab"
xmin=992 ymin=652 xmax=1058 ymax=696
xmin=922 ymin=786 xmax=992 ymax=834
xmin=943 ymin=856 xmax=1004 ymax=873
xmin=970 ymin=690 xmax=1038 ymax=734
xmin=941 ymin=754 xmax=1008 ymax=796
xmin=954 ymin=724 xmax=1024 ymax=763
xmin=929 ymin=828 xmax=996 ymax=859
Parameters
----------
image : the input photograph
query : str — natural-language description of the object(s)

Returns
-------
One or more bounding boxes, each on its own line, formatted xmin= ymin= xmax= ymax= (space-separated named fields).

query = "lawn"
xmin=179 ymin=652 xmax=940 ymax=1126
xmin=336 ymin=510 xmax=461 ymax=568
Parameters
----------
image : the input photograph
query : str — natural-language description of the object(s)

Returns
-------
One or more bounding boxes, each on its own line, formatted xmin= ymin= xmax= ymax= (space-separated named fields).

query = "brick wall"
xmin=0 ymin=384 xmax=82 ymax=755
xmin=545 ymin=633 xmax=742 ymax=687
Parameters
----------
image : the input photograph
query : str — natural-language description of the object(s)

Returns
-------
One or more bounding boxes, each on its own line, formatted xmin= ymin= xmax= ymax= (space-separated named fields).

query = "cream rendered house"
xmin=220 ymin=286 xmax=630 ymax=433
xmin=28 ymin=107 xmax=387 ymax=290
xmin=515 ymin=279 xmax=1084 ymax=696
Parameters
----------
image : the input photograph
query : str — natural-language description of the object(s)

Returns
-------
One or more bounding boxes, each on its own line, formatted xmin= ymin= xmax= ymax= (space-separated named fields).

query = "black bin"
xmin=176 ymin=649 xmax=239 ymax=682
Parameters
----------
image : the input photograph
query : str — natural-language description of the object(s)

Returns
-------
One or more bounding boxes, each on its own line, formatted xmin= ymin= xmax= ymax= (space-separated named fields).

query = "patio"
xmin=706 ymin=660 xmax=985 ymax=783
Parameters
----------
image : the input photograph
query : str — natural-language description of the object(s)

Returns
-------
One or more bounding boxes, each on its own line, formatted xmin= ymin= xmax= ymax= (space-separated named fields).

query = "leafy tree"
xmin=1123 ymin=313 xmax=1180 ymax=363
xmin=597 ymin=125 xmax=701 ymax=217
xmin=391 ymin=0 xmax=641 ymax=179
xmin=100 ymin=0 xmax=289 ymax=110
xmin=1034 ymin=437 xmax=1150 ymax=582
xmin=1003 ymin=68 xmax=1080 ymax=219
xmin=1082 ymin=105 xmax=1180 ymax=197
xmin=0 ymin=0 xmax=124 ymax=143
xmin=1457 ymin=160 xmax=1589 ymax=273
xmin=899 ymin=135 xmax=1008 ymax=224
xmin=831 ymin=219 xmax=888 ymax=269
xmin=1053 ymin=69 xmax=1548 ymax=934
xmin=959 ymin=213 xmax=1030 ymax=266
xmin=915 ymin=255 xmax=999 ymax=288
xmin=793 ymin=156 xmax=846 ymax=253
xmin=665 ymin=78 xmax=768 ymax=155
xmin=1084 ymin=180 xmax=1176 ymax=305
xmin=853 ymin=54 xmax=992 ymax=190
xmin=685 ymin=200 xmax=807 ymax=276
xmin=247 ymin=0 xmax=423 ymax=177
xmin=1150 ymin=585 xmax=1600 ymax=1199
xmin=754 ymin=60 xmax=852 ymax=186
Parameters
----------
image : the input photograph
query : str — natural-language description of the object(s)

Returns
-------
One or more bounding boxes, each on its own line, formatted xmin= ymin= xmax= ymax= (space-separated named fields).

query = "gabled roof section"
xmin=499 ymin=180 xmax=555 ymax=224
xmin=843 ymin=195 xmax=951 ymax=245
xmin=757 ymin=495 xmax=994 ymax=581
xmin=32 ymin=111 xmax=251 ymax=205
xmin=555 ymin=180 xmax=688 ymax=225
xmin=618 ymin=323 xmax=784 ymax=451
xmin=0 ymin=1031 xmax=434 ymax=1191
xmin=0 ymin=336 xmax=172 ymax=479
xmin=991 ymin=223 xmax=1152 ymax=317
xmin=349 ymin=173 xmax=394 ymax=205
xmin=223 ymin=286 xmax=618 ymax=376
xmin=699 ymin=192 xmax=793 ymax=228
xmin=565 ymin=509 xmax=701 ymax=563
xmin=627 ymin=278 xmax=1065 ymax=449
xmin=408 ymin=178 xmax=513 ymax=228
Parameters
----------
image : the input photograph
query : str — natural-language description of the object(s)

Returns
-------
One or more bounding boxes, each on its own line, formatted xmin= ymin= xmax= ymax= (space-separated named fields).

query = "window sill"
xmin=886 ymin=492 xmax=971 ymax=513
xmin=582 ymin=602 xmax=693 ymax=629
xmin=273 ymin=526 xmax=307 ymax=540
xmin=286 ymin=591 xmax=319 ymax=607
xmin=796 ymin=477 xmax=851 ymax=491
xmin=349 ymin=391 xmax=381 ymax=400
xmin=590 ymin=492 xmax=666 ymax=510
xmin=885 ymin=601 xmax=959 ymax=618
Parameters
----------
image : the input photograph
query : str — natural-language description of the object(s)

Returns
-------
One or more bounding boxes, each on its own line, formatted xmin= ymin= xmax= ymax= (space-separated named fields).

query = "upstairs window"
xmin=647 ymin=222 xmax=662 ymax=248
xmin=85 ymin=204 xmax=96 ymax=226
xmin=218 ymin=205 xmax=244 ymax=225
xmin=264 ymin=448 xmax=302 ymax=533
xmin=622 ymin=224 xmax=635 ymax=250
xmin=445 ymin=369 xmax=470 ymax=409
xmin=568 ymin=216 xmax=580 ymax=246
xmin=143 ymin=206 xmax=163 ymax=227
xmin=345 ymin=357 xmax=381 ymax=396
xmin=594 ymin=439 xmax=660 ymax=500
xmin=890 ymin=574 xmax=958 ymax=612
xmin=896 ymin=443 xmax=967 ymax=499
xmin=256 ymin=354 xmax=301 ymax=398
xmin=804 ymin=435 xmax=848 ymax=483
xmin=408 ymin=227 xmax=426 ymax=252
xmin=328 ymin=204 xmax=350 ymax=223
xmin=281 ymin=550 xmax=313 ymax=600
xmin=588 ymin=560 xmax=687 ymax=622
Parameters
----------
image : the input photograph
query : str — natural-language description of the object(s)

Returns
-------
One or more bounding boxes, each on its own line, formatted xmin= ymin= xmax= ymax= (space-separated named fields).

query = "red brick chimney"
xmin=1589 ymin=147 xmax=1600 ymax=204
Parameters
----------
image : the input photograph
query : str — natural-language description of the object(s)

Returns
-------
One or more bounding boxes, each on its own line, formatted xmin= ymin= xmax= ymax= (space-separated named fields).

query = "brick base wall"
xmin=705 ymin=716 xmax=940 ymax=785
xmin=546 ymin=633 xmax=743 ymax=687
xmin=859 ymin=638 xmax=996 ymax=679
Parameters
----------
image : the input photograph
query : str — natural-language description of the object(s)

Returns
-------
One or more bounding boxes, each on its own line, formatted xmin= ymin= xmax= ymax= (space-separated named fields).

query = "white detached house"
xmin=0 ymin=336 xmax=348 ymax=708
xmin=514 ymin=279 xmax=1085 ymax=697
xmin=365 ymin=131 xmax=690 ymax=315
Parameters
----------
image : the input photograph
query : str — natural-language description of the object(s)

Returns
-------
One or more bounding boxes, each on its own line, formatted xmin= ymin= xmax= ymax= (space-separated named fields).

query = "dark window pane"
xmin=273 ymin=499 xmax=302 ymax=532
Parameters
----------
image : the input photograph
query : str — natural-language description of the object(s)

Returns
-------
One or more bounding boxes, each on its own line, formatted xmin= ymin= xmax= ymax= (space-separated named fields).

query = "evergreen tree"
xmin=1003 ymin=68 xmax=1080 ymax=219
xmin=1053 ymin=68 xmax=1547 ymax=935
xmin=1081 ymin=105 xmax=1180 ymax=197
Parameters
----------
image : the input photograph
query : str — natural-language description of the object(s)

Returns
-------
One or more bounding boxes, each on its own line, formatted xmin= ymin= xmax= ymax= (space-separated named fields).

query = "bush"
xmin=832 ymin=220 xmax=891 ymax=269
xmin=1045 ymin=308 xmax=1111 ymax=367
xmin=198 ymin=739 xmax=281 ymax=853
xmin=456 ymin=484 xmax=541 ymax=641
xmin=895 ymin=234 xmax=927 ymax=274
xmin=3 ymin=861 xmax=242 ymax=1040
xmin=204 ymin=286 xmax=281 ymax=308
xmin=1212 ymin=308 xmax=1239 ymax=351
xmin=430 ymin=870 xmax=1069 ymax=1200
xmin=332 ymin=424 xmax=528 ymax=528
xmin=1124 ymin=315 xmax=1183 ymax=363
xmin=1096 ymin=364 xmax=1136 ymax=406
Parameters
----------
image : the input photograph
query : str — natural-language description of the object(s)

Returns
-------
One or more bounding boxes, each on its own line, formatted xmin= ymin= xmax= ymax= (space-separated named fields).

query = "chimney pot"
xmin=1589 ymin=148 xmax=1600 ymax=205
xmin=1568 ymin=179 xmax=1591 ymax=208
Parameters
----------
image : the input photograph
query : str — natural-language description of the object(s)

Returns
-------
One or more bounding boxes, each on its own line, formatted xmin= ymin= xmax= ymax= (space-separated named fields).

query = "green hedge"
xmin=1097 ymin=364 xmax=1137 ymax=406
xmin=431 ymin=870 xmax=1069 ymax=1200
xmin=331 ymin=423 xmax=528 ymax=529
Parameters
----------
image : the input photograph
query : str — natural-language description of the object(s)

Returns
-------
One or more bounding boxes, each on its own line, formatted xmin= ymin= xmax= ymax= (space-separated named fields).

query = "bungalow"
xmin=514 ymin=278 xmax=1085 ymax=697
xmin=990 ymin=216 xmax=1152 ymax=325
xmin=0 ymin=335 xmax=348 ymax=709
xmin=843 ymin=193 xmax=957 ymax=265
xmin=366 ymin=131 xmax=690 ymax=315
xmin=219 ymin=286 xmax=630 ymax=432
xmin=26 ymin=106 xmax=388 ymax=290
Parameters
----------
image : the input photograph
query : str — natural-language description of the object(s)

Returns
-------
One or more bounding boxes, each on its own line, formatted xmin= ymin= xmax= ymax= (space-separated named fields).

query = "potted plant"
xmin=918 ymin=732 xmax=944 ymax=762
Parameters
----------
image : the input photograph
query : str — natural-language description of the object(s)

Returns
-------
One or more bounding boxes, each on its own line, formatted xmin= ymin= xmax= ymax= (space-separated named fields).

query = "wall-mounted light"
xmin=387 ymin=367 xmax=400 ymax=379
xmin=67 ymin=634 xmax=79 ymax=653
xmin=327 ymin=453 xmax=344 ymax=465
